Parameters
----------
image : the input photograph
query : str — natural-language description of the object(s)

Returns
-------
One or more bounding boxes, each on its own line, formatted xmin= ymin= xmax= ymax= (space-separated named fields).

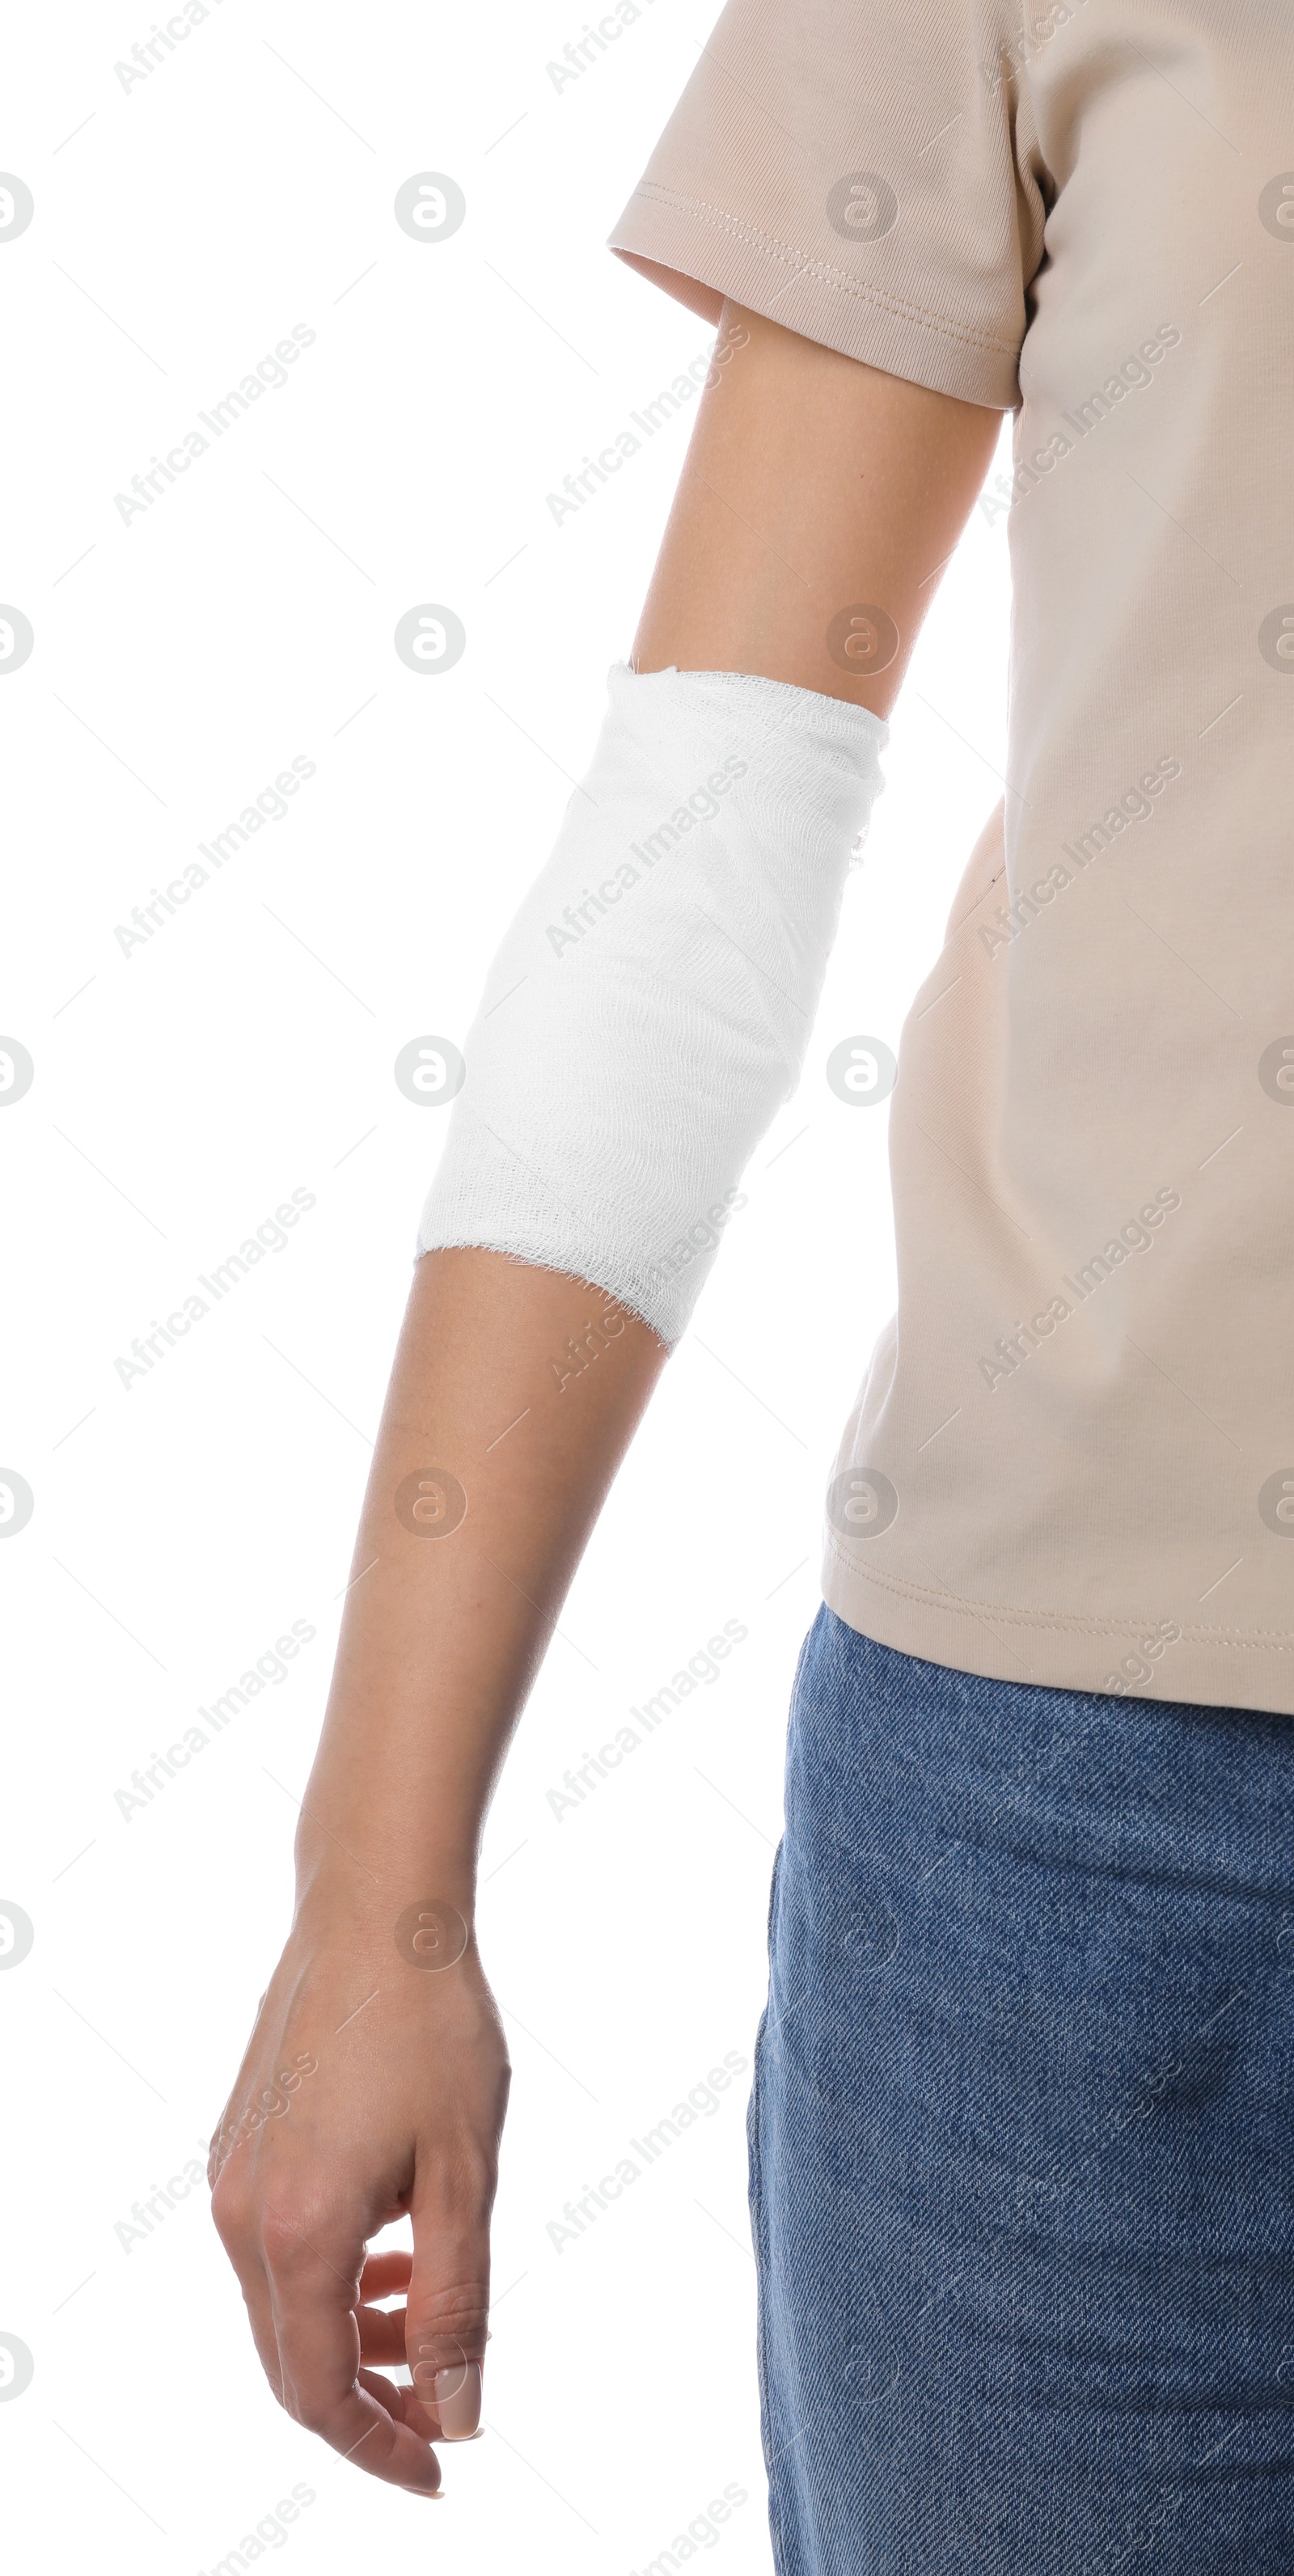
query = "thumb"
xmin=405 ymin=2184 xmax=490 ymax=2443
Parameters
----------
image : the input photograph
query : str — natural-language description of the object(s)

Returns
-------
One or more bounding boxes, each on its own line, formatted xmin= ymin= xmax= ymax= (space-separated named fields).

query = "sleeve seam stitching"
xmin=622 ymin=181 xmax=1021 ymax=363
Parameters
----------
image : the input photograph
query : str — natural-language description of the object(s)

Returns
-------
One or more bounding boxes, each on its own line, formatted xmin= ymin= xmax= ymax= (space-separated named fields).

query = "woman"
xmin=210 ymin=2 xmax=1294 ymax=2563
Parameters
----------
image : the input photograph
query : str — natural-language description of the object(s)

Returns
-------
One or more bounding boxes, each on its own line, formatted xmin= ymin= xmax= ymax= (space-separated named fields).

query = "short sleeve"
xmin=607 ymin=0 xmax=1049 ymax=410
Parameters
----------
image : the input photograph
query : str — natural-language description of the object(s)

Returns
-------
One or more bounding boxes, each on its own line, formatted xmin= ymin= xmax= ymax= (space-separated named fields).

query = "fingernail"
xmin=434 ymin=2360 xmax=481 ymax=2440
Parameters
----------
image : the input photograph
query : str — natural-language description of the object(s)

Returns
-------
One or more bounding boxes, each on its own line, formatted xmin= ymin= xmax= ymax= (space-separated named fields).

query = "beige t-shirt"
xmin=609 ymin=0 xmax=1294 ymax=1714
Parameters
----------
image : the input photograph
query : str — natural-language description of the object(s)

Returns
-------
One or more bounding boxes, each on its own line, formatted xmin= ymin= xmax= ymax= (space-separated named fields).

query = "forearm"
xmin=291 ymin=1247 xmax=667 ymax=1921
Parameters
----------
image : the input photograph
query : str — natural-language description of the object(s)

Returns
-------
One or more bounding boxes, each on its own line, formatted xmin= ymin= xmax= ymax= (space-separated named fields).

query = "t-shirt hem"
xmin=822 ymin=1542 xmax=1294 ymax=1719
xmin=607 ymin=182 xmax=1021 ymax=411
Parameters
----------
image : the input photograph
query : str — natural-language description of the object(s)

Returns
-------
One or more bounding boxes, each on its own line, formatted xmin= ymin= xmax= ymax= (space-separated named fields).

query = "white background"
xmin=0 ymin=4 xmax=1013 ymax=2569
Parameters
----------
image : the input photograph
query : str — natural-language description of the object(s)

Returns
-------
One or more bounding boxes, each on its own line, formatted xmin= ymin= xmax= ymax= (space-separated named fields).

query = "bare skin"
xmin=209 ymin=302 xmax=1001 ymax=2496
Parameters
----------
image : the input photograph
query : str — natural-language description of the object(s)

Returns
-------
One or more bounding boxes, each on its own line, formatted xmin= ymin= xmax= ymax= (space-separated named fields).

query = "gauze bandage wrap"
xmin=417 ymin=661 xmax=887 ymax=1342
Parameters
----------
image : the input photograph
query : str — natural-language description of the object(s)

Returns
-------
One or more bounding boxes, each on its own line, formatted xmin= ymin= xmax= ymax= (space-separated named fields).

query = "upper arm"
xmin=615 ymin=0 xmax=1048 ymax=713
xmin=631 ymin=301 xmax=1002 ymax=717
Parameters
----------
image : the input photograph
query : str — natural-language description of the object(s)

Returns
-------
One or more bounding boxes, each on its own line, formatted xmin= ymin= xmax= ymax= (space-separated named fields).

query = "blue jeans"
xmin=747 ymin=1607 xmax=1294 ymax=2574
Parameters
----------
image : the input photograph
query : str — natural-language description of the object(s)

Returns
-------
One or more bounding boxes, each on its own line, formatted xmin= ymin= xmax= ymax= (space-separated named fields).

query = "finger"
xmin=262 ymin=2208 xmax=442 ymax=2494
xmin=404 ymin=2182 xmax=490 ymax=2444
xmin=357 ymin=2368 xmax=482 ymax=2444
xmin=230 ymin=2253 xmax=288 ymax=2403
xmin=357 ymin=2366 xmax=436 ymax=2429
xmin=355 ymin=2246 xmax=412 ymax=2359
xmin=359 ymin=2252 xmax=413 ymax=2301
xmin=356 ymin=2364 xmax=404 ymax=2419
xmin=209 ymin=2171 xmax=285 ymax=2406
xmin=357 ymin=2302 xmax=410 ymax=2365
xmin=357 ymin=2249 xmax=416 ymax=2365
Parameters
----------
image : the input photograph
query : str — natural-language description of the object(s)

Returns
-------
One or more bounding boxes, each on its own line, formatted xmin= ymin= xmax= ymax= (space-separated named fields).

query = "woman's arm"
xmin=634 ymin=303 xmax=999 ymax=707
xmin=209 ymin=304 xmax=1000 ymax=2498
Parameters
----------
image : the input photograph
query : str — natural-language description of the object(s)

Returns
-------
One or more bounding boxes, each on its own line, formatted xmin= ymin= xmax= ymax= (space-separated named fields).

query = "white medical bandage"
xmin=417 ymin=661 xmax=887 ymax=1342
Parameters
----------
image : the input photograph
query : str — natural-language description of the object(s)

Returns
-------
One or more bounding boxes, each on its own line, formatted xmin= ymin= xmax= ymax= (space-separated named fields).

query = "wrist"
xmin=293 ymin=1857 xmax=479 ymax=1933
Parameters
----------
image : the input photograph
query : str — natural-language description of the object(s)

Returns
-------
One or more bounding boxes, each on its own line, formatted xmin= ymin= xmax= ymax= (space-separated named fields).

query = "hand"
xmin=208 ymin=1895 xmax=510 ymax=2497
